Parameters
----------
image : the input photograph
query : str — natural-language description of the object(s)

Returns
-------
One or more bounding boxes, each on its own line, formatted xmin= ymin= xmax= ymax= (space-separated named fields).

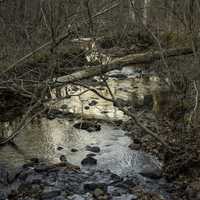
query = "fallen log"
xmin=53 ymin=47 xmax=193 ymax=86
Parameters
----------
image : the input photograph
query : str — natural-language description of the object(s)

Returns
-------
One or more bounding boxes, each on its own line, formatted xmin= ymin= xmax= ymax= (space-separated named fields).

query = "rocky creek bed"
xmin=0 ymin=67 xmax=193 ymax=200
xmin=0 ymin=159 xmax=172 ymax=200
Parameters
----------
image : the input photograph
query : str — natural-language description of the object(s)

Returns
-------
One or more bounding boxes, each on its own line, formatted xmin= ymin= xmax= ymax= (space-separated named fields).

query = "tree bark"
xmin=53 ymin=47 xmax=193 ymax=86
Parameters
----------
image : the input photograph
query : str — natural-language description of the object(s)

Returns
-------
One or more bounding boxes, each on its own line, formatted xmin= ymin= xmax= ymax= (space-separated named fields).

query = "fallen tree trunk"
xmin=53 ymin=47 xmax=193 ymax=86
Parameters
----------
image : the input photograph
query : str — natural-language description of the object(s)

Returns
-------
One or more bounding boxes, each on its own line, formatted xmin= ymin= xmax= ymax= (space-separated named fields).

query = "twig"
xmin=104 ymin=80 xmax=171 ymax=151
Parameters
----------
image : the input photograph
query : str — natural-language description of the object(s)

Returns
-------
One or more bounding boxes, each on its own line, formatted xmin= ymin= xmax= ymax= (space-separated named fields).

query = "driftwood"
xmin=53 ymin=47 xmax=193 ymax=86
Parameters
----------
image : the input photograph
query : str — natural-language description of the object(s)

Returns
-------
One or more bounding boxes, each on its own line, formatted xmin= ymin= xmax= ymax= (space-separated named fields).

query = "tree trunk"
xmin=54 ymin=47 xmax=193 ymax=86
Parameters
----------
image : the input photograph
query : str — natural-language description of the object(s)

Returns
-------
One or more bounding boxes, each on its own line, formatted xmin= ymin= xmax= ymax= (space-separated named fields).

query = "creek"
xmin=0 ymin=66 xmax=172 ymax=199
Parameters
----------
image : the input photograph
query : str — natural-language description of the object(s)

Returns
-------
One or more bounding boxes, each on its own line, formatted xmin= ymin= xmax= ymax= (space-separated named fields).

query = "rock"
xmin=129 ymin=139 xmax=141 ymax=150
xmin=71 ymin=148 xmax=78 ymax=152
xmin=94 ymin=188 xmax=104 ymax=198
xmin=129 ymin=143 xmax=141 ymax=150
xmin=112 ymin=194 xmax=137 ymax=200
xmin=86 ymin=153 xmax=96 ymax=157
xmin=86 ymin=145 xmax=100 ymax=153
xmin=25 ymin=174 xmax=43 ymax=184
xmin=139 ymin=165 xmax=162 ymax=179
xmin=57 ymin=146 xmax=64 ymax=151
xmin=84 ymin=106 xmax=90 ymax=110
xmin=110 ymin=173 xmax=121 ymax=181
xmin=40 ymin=190 xmax=61 ymax=199
xmin=81 ymin=157 xmax=97 ymax=166
xmin=73 ymin=121 xmax=101 ymax=132
xmin=186 ymin=181 xmax=200 ymax=200
xmin=47 ymin=114 xmax=56 ymax=120
xmin=84 ymin=182 xmax=107 ymax=192
xmin=60 ymin=104 xmax=68 ymax=110
xmin=60 ymin=155 xmax=67 ymax=162
xmin=101 ymin=111 xmax=109 ymax=114
xmin=54 ymin=196 xmax=66 ymax=200
xmin=89 ymin=100 xmax=98 ymax=106
xmin=46 ymin=109 xmax=63 ymax=120
xmin=68 ymin=194 xmax=85 ymax=200
xmin=133 ymin=138 xmax=141 ymax=144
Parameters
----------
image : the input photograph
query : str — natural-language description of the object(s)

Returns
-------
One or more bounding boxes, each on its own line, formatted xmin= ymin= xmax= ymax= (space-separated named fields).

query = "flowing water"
xmin=0 ymin=67 xmax=163 ymax=176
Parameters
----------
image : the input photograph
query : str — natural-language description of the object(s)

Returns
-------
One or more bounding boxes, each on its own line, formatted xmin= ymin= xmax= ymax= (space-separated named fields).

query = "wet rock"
xmin=40 ymin=190 xmax=61 ymax=199
xmin=86 ymin=153 xmax=96 ymax=157
xmin=68 ymin=194 xmax=85 ymax=200
xmin=84 ymin=106 xmax=90 ymax=110
xmin=46 ymin=109 xmax=63 ymax=120
xmin=81 ymin=157 xmax=97 ymax=166
xmin=57 ymin=146 xmax=64 ymax=151
xmin=112 ymin=194 xmax=137 ymax=200
xmin=25 ymin=174 xmax=43 ymax=184
xmin=101 ymin=111 xmax=109 ymax=114
xmin=54 ymin=196 xmax=66 ymax=200
xmin=73 ymin=121 xmax=101 ymax=132
xmin=89 ymin=100 xmax=98 ymax=106
xmin=60 ymin=155 xmax=67 ymax=162
xmin=60 ymin=104 xmax=68 ymax=110
xmin=129 ymin=143 xmax=141 ymax=150
xmin=86 ymin=145 xmax=100 ymax=153
xmin=186 ymin=181 xmax=200 ymax=200
xmin=110 ymin=173 xmax=122 ymax=181
xmin=71 ymin=148 xmax=78 ymax=152
xmin=84 ymin=182 xmax=107 ymax=192
xmin=129 ymin=139 xmax=141 ymax=150
xmin=139 ymin=165 xmax=162 ymax=179
xmin=47 ymin=114 xmax=56 ymax=120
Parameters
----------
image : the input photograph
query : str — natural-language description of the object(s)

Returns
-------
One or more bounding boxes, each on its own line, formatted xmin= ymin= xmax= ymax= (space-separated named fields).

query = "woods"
xmin=0 ymin=1 xmax=200 ymax=200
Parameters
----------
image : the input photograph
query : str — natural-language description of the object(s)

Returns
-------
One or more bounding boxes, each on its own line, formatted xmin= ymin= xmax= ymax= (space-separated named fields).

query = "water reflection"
xmin=50 ymin=73 xmax=161 ymax=121
xmin=0 ymin=68 xmax=162 ymax=174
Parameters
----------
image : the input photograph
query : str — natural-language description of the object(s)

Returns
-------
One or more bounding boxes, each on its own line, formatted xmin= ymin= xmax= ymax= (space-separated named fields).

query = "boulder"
xmin=139 ymin=165 xmax=162 ymax=179
xmin=71 ymin=148 xmax=78 ymax=152
xmin=86 ymin=145 xmax=100 ymax=153
xmin=81 ymin=157 xmax=97 ymax=166
xmin=89 ymin=100 xmax=98 ymax=106
xmin=84 ymin=182 xmax=107 ymax=192
xmin=40 ymin=190 xmax=61 ymax=199
xmin=73 ymin=121 xmax=101 ymax=132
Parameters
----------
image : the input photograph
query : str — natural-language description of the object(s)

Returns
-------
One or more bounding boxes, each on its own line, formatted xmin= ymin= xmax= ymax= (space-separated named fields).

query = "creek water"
xmin=0 ymin=67 xmax=163 ymax=176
